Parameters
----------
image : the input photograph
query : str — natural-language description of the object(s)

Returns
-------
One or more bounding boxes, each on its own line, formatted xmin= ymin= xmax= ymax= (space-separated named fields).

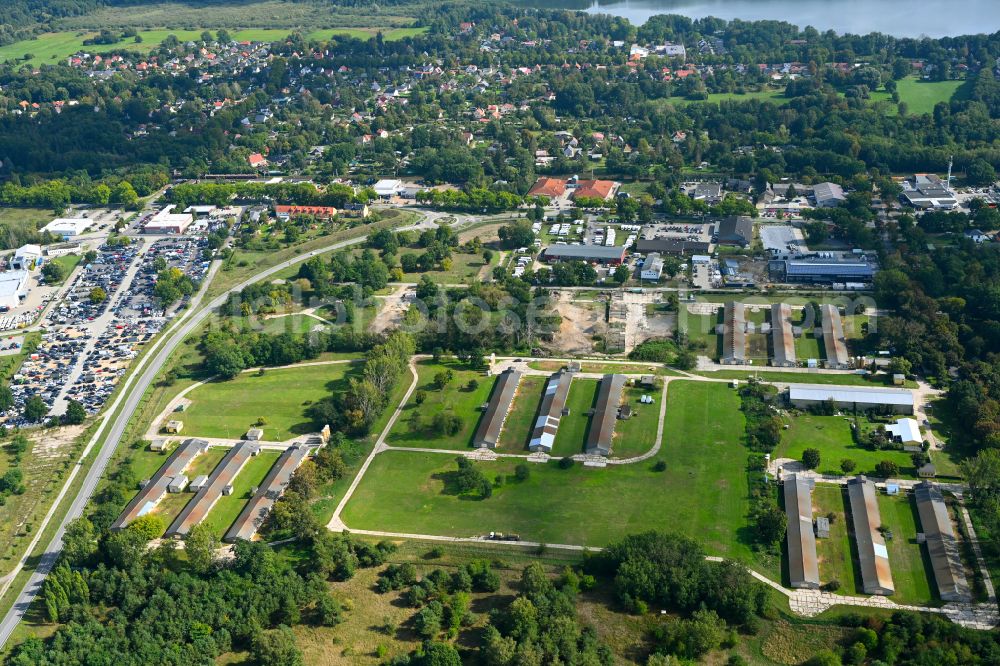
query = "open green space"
xmin=894 ymin=77 xmax=964 ymax=116
xmin=0 ymin=27 xmax=428 ymax=67
xmin=44 ymin=254 xmax=81 ymax=284
xmin=199 ymin=449 xmax=282 ymax=539
xmin=0 ymin=207 xmax=50 ymax=235
xmin=259 ymin=313 xmax=330 ymax=336
xmin=496 ymin=376 xmax=545 ymax=452
xmin=696 ymin=369 xmax=912 ymax=387
xmin=179 ymin=361 xmax=358 ymax=441
xmin=777 ymin=413 xmax=914 ymax=477
xmin=681 ymin=310 xmax=721 ymax=359
xmin=184 ymin=446 xmax=229 ymax=480
xmin=343 ymin=381 xmax=764 ymax=571
xmin=611 ymin=386 xmax=660 ymax=459
xmin=877 ymin=492 xmax=936 ymax=604
xmin=812 ymin=486 xmax=860 ymax=595
xmin=386 ymin=359 xmax=494 ymax=450
xmin=397 ymin=248 xmax=494 ymax=283
xmin=793 ymin=333 xmax=823 ymax=362
xmin=551 ymin=379 xmax=598 ymax=457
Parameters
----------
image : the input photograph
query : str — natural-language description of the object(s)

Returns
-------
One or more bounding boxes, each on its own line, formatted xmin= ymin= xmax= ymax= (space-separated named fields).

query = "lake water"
xmin=581 ymin=0 xmax=1000 ymax=37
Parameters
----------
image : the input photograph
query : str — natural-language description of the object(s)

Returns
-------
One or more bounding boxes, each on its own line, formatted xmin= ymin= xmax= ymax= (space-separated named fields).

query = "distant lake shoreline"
xmin=561 ymin=0 xmax=1000 ymax=37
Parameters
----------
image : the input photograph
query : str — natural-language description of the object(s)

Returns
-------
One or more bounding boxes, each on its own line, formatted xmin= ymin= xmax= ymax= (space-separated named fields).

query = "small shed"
xmin=567 ymin=361 xmax=582 ymax=373
xmin=640 ymin=375 xmax=657 ymax=388
xmin=918 ymin=463 xmax=937 ymax=478
xmin=815 ymin=516 xmax=830 ymax=539
xmin=886 ymin=483 xmax=900 ymax=495
xmin=165 ymin=420 xmax=184 ymax=434
xmin=892 ymin=373 xmax=905 ymax=386
xmin=222 ymin=483 xmax=234 ymax=496
xmin=189 ymin=475 xmax=209 ymax=492
xmin=167 ymin=475 xmax=189 ymax=493
xmin=150 ymin=438 xmax=169 ymax=452
xmin=246 ymin=428 xmax=264 ymax=441
xmin=618 ymin=404 xmax=633 ymax=419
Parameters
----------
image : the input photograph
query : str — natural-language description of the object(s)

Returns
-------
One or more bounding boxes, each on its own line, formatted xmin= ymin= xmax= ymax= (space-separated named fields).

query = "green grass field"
xmin=343 ymin=381 xmax=763 ymax=570
xmin=551 ymin=379 xmax=598 ymax=457
xmin=496 ymin=376 xmax=545 ymax=452
xmin=894 ymin=77 xmax=964 ymax=116
xmin=386 ymin=359 xmax=494 ymax=450
xmin=0 ymin=26 xmax=428 ymax=67
xmin=199 ymin=449 xmax=283 ymax=538
xmin=611 ymin=386 xmax=660 ymax=458
xmin=777 ymin=413 xmax=914 ymax=477
xmin=259 ymin=313 xmax=330 ymax=336
xmin=179 ymin=361 xmax=358 ymax=441
xmin=812 ymin=485 xmax=860 ymax=595
xmin=877 ymin=493 xmax=936 ymax=604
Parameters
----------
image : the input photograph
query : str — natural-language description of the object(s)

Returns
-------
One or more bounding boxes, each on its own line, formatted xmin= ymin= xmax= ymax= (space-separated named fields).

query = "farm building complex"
xmin=771 ymin=303 xmax=796 ymax=367
xmin=165 ymin=442 xmax=260 ymax=537
xmin=585 ymin=374 xmax=626 ymax=456
xmin=529 ymin=371 xmax=573 ymax=453
xmin=787 ymin=385 xmax=915 ymax=414
xmin=111 ymin=438 xmax=209 ymax=531
xmin=473 ymin=368 xmax=522 ymax=449
xmin=914 ymin=482 xmax=971 ymax=602
xmin=846 ymin=476 xmax=894 ymax=595
xmin=721 ymin=301 xmax=747 ymax=365
xmin=225 ymin=442 xmax=314 ymax=543
xmin=784 ymin=474 xmax=820 ymax=589
xmin=820 ymin=304 xmax=850 ymax=369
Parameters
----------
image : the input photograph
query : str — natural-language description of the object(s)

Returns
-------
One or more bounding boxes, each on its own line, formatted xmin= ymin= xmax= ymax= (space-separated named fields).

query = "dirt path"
xmin=369 ymin=285 xmax=412 ymax=334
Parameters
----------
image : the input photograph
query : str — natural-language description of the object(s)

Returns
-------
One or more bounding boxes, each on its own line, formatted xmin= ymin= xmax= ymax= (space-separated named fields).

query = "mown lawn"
xmin=180 ymin=361 xmax=358 ymax=441
xmin=496 ymin=375 xmax=545 ymax=452
xmin=611 ymin=386 xmax=660 ymax=458
xmin=877 ymin=492 xmax=936 ymax=604
xmin=895 ymin=77 xmax=964 ymax=116
xmin=343 ymin=381 xmax=762 ymax=569
xmin=386 ymin=359 xmax=494 ymax=450
xmin=777 ymin=413 xmax=914 ymax=477
xmin=259 ymin=313 xmax=329 ymax=336
xmin=200 ymin=449 xmax=283 ymax=538
xmin=812 ymin=486 xmax=861 ymax=595
xmin=551 ymin=379 xmax=598 ymax=457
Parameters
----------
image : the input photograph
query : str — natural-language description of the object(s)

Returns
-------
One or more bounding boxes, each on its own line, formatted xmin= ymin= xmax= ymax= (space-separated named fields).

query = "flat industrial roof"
xmin=787 ymin=385 xmax=915 ymax=407
xmin=542 ymin=244 xmax=626 ymax=261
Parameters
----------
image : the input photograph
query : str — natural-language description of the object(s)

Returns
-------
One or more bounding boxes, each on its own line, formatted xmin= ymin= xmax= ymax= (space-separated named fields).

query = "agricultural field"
xmin=177 ymin=361 xmax=359 ymax=441
xmin=776 ymin=412 xmax=914 ymax=477
xmin=385 ymin=359 xmax=494 ymax=451
xmin=342 ymin=381 xmax=767 ymax=573
xmin=199 ymin=449 xmax=283 ymax=538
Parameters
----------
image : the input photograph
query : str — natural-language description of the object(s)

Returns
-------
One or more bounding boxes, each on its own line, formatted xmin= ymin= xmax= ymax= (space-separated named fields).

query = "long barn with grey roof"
xmin=165 ymin=442 xmax=260 ymax=538
xmin=847 ymin=476 xmax=894 ymax=595
xmin=585 ymin=374 xmax=626 ymax=456
xmin=529 ymin=371 xmax=573 ymax=452
xmin=721 ymin=301 xmax=747 ymax=365
xmin=771 ymin=303 xmax=796 ymax=367
xmin=225 ymin=443 xmax=312 ymax=543
xmin=473 ymin=368 xmax=522 ymax=449
xmin=914 ymin=481 xmax=971 ymax=602
xmin=820 ymin=304 xmax=850 ymax=369
xmin=784 ymin=474 xmax=820 ymax=589
xmin=787 ymin=385 xmax=914 ymax=414
xmin=111 ymin=438 xmax=208 ymax=531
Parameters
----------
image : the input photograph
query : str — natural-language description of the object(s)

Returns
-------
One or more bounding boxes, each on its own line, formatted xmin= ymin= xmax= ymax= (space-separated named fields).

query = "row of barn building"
xmin=719 ymin=301 xmax=850 ymax=369
xmin=472 ymin=368 xmax=628 ymax=456
xmin=785 ymin=475 xmax=970 ymax=601
xmin=111 ymin=437 xmax=317 ymax=542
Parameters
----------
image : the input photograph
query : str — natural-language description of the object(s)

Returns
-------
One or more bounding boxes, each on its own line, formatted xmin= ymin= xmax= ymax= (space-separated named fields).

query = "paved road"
xmin=0 ymin=213 xmax=441 ymax=647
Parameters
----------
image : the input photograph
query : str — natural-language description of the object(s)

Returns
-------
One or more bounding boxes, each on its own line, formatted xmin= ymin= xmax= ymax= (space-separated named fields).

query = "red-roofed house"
xmin=274 ymin=205 xmax=338 ymax=220
xmin=572 ymin=180 xmax=618 ymax=201
xmin=528 ymin=177 xmax=567 ymax=199
xmin=248 ymin=153 xmax=268 ymax=168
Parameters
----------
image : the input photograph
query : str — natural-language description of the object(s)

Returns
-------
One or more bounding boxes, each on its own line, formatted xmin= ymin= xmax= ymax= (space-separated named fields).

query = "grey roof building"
xmin=768 ymin=259 xmax=875 ymax=284
xmin=585 ymin=374 xmax=626 ymax=456
xmin=541 ymin=244 xmax=626 ymax=264
xmin=914 ymin=481 xmax=971 ymax=602
xmin=771 ymin=303 xmax=796 ymax=367
xmin=787 ymin=384 xmax=915 ymax=414
xmin=111 ymin=438 xmax=209 ymax=531
xmin=635 ymin=238 xmax=711 ymax=256
xmin=813 ymin=182 xmax=846 ymax=208
xmin=692 ymin=181 xmax=722 ymax=204
xmin=529 ymin=371 xmax=573 ymax=453
xmin=847 ymin=476 xmax=894 ymax=595
xmin=716 ymin=215 xmax=753 ymax=247
xmin=473 ymin=368 xmax=522 ymax=449
xmin=225 ymin=443 xmax=312 ymax=543
xmin=784 ymin=474 xmax=820 ymax=589
xmin=721 ymin=301 xmax=748 ymax=365
xmin=165 ymin=442 xmax=260 ymax=538
xmin=820 ymin=304 xmax=850 ymax=369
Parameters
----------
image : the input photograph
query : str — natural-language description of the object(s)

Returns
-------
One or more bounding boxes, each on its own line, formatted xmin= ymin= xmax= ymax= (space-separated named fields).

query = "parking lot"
xmin=641 ymin=221 xmax=714 ymax=245
xmin=119 ymin=238 xmax=210 ymax=318
xmin=760 ymin=224 xmax=808 ymax=257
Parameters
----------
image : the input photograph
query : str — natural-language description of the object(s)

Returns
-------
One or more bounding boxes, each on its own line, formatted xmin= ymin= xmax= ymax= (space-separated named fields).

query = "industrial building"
xmin=585 ymin=374 xmax=626 ymax=456
xmin=111 ymin=438 xmax=208 ymax=531
xmin=541 ymin=244 xmax=626 ymax=265
xmin=771 ymin=303 xmax=796 ymax=367
xmin=473 ymin=368 xmax=522 ymax=449
xmin=813 ymin=182 xmax=847 ymax=208
xmin=847 ymin=476 xmax=894 ymax=595
xmin=165 ymin=442 xmax=260 ymax=537
xmin=529 ymin=371 xmax=574 ymax=453
xmin=787 ymin=385 xmax=915 ymax=414
xmin=784 ymin=474 xmax=820 ymax=589
xmin=820 ymin=304 xmax=850 ymax=369
xmin=914 ymin=481 xmax=971 ymax=602
xmin=716 ymin=215 xmax=753 ymax=247
xmin=901 ymin=174 xmax=958 ymax=210
xmin=145 ymin=205 xmax=194 ymax=235
xmin=721 ymin=301 xmax=748 ymax=365
xmin=11 ymin=244 xmax=42 ymax=271
xmin=634 ymin=238 xmax=711 ymax=256
xmin=768 ymin=259 xmax=876 ymax=284
xmin=639 ymin=253 xmax=664 ymax=280
xmin=0 ymin=270 xmax=29 ymax=310
xmin=225 ymin=443 xmax=312 ymax=543
xmin=887 ymin=418 xmax=923 ymax=448
xmin=42 ymin=218 xmax=94 ymax=239
xmin=373 ymin=179 xmax=404 ymax=199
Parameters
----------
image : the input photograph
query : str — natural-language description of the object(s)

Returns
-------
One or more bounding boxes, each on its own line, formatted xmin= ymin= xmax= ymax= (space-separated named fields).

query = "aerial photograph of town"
xmin=1 ymin=0 xmax=1000 ymax=663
